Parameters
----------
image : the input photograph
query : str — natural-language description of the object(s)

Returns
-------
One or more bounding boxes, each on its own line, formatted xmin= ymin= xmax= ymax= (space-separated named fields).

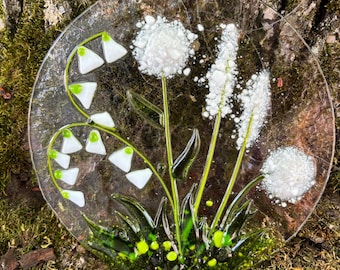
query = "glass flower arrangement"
xmin=43 ymin=13 xmax=319 ymax=270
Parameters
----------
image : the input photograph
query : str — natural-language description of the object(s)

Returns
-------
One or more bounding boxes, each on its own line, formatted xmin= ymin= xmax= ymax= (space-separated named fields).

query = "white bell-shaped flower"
xmin=108 ymin=147 xmax=134 ymax=172
xmin=49 ymin=149 xmax=70 ymax=169
xmin=61 ymin=189 xmax=85 ymax=207
xmin=90 ymin=112 xmax=115 ymax=128
xmin=61 ymin=129 xmax=83 ymax=154
xmin=102 ymin=32 xmax=128 ymax=63
xmin=126 ymin=168 xmax=152 ymax=189
xmin=85 ymin=129 xmax=106 ymax=155
xmin=77 ymin=46 xmax=104 ymax=74
xmin=69 ymin=82 xmax=97 ymax=109
xmin=54 ymin=168 xmax=79 ymax=185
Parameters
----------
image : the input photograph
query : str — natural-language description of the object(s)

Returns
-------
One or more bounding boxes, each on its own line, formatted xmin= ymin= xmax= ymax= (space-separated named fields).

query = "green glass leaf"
xmin=112 ymin=194 xmax=155 ymax=239
xmin=126 ymin=90 xmax=164 ymax=129
xmin=172 ymin=128 xmax=200 ymax=181
xmin=220 ymin=175 xmax=264 ymax=229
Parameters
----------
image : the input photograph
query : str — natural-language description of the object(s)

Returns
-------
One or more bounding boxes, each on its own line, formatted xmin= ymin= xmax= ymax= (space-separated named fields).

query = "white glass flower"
xmin=61 ymin=129 xmax=83 ymax=154
xmin=101 ymin=32 xmax=128 ymax=63
xmin=90 ymin=112 xmax=115 ymax=128
xmin=132 ymin=16 xmax=197 ymax=78
xmin=108 ymin=146 xmax=134 ymax=172
xmin=235 ymin=70 xmax=271 ymax=149
xmin=48 ymin=149 xmax=70 ymax=169
xmin=54 ymin=168 xmax=79 ymax=185
xmin=203 ymin=23 xmax=239 ymax=119
xmin=61 ymin=189 xmax=85 ymax=207
xmin=126 ymin=168 xmax=152 ymax=189
xmin=77 ymin=46 xmax=104 ymax=74
xmin=260 ymin=146 xmax=316 ymax=204
xmin=85 ymin=129 xmax=106 ymax=155
xmin=69 ymin=82 xmax=97 ymax=109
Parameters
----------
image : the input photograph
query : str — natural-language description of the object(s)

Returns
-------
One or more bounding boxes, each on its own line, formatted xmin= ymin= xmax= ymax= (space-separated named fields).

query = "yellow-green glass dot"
xmin=61 ymin=191 xmax=69 ymax=199
xmin=213 ymin=231 xmax=224 ymax=248
xmin=49 ymin=149 xmax=58 ymax=159
xmin=54 ymin=170 xmax=63 ymax=179
xmin=78 ymin=46 xmax=86 ymax=56
xmin=206 ymin=200 xmax=213 ymax=207
xmin=102 ymin=32 xmax=111 ymax=42
xmin=69 ymin=84 xmax=83 ymax=94
xmin=150 ymin=241 xmax=159 ymax=250
xmin=136 ymin=240 xmax=149 ymax=255
xmin=163 ymin=241 xmax=172 ymax=251
xmin=166 ymin=251 xmax=177 ymax=262
xmin=128 ymin=252 xmax=137 ymax=260
xmin=207 ymin=258 xmax=217 ymax=267
xmin=189 ymin=244 xmax=196 ymax=251
xmin=62 ymin=129 xmax=72 ymax=138
xmin=89 ymin=131 xmax=99 ymax=142
xmin=124 ymin=147 xmax=133 ymax=155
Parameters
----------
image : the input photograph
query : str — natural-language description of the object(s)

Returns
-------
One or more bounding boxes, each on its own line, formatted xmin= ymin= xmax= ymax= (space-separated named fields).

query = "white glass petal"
xmin=108 ymin=147 xmax=134 ymax=172
xmin=61 ymin=130 xmax=83 ymax=154
xmin=69 ymin=82 xmax=97 ymax=109
xmin=50 ymin=150 xmax=70 ymax=169
xmin=56 ymin=168 xmax=79 ymax=185
xmin=62 ymin=189 xmax=85 ymax=207
xmin=85 ymin=130 xmax=106 ymax=155
xmin=102 ymin=33 xmax=128 ymax=63
xmin=125 ymin=168 xmax=152 ymax=189
xmin=90 ymin=112 xmax=115 ymax=128
xmin=77 ymin=46 xmax=104 ymax=74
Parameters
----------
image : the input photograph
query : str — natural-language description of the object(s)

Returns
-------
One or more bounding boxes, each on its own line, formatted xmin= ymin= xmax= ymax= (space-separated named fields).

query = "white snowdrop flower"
xmin=126 ymin=168 xmax=152 ymax=189
xmin=85 ymin=130 xmax=106 ymax=155
xmin=54 ymin=168 xmax=79 ymax=186
xmin=108 ymin=146 xmax=134 ymax=172
xmin=132 ymin=16 xmax=197 ymax=78
xmin=90 ymin=112 xmax=115 ymax=128
xmin=61 ymin=189 xmax=85 ymax=207
xmin=235 ymin=70 xmax=271 ymax=149
xmin=49 ymin=149 xmax=70 ymax=169
xmin=101 ymin=32 xmax=128 ymax=63
xmin=260 ymin=146 xmax=316 ymax=204
xmin=77 ymin=46 xmax=104 ymax=74
xmin=61 ymin=129 xmax=83 ymax=154
xmin=69 ymin=82 xmax=97 ymax=109
xmin=203 ymin=23 xmax=239 ymax=119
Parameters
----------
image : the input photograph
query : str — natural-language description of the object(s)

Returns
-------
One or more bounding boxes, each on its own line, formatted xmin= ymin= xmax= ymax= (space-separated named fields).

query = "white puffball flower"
xmin=203 ymin=23 xmax=239 ymax=119
xmin=235 ymin=70 xmax=271 ymax=149
xmin=132 ymin=16 xmax=197 ymax=78
xmin=260 ymin=146 xmax=316 ymax=204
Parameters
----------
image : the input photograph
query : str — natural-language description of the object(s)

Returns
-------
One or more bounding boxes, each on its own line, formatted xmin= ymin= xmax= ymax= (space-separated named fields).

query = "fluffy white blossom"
xmin=132 ymin=16 xmax=197 ymax=78
xmin=260 ymin=146 xmax=316 ymax=205
xmin=203 ymin=23 xmax=239 ymax=119
xmin=235 ymin=70 xmax=271 ymax=149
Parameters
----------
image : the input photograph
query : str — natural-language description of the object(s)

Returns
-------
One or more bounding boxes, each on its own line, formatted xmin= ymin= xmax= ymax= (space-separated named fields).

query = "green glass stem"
xmin=193 ymin=111 xmax=222 ymax=220
xmin=161 ymin=75 xmax=182 ymax=259
xmin=210 ymin=114 xmax=254 ymax=234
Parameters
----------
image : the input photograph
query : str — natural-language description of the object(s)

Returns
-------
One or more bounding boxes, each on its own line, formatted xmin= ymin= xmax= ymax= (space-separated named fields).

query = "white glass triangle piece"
xmin=108 ymin=147 xmax=134 ymax=172
xmin=77 ymin=46 xmax=104 ymax=74
xmin=61 ymin=129 xmax=83 ymax=154
xmin=69 ymin=82 xmax=97 ymax=109
xmin=49 ymin=150 xmax=70 ymax=169
xmin=90 ymin=112 xmax=115 ymax=128
xmin=56 ymin=168 xmax=79 ymax=185
xmin=85 ymin=129 xmax=106 ymax=155
xmin=61 ymin=189 xmax=85 ymax=207
xmin=126 ymin=168 xmax=152 ymax=189
xmin=102 ymin=32 xmax=128 ymax=63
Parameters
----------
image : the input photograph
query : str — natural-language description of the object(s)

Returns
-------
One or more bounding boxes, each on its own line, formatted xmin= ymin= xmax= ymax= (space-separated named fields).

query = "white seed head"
xmin=132 ymin=16 xmax=197 ymax=78
xmin=260 ymin=146 xmax=316 ymax=204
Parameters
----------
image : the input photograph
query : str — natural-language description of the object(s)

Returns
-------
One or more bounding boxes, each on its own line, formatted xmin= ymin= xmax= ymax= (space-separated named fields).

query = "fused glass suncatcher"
xmin=29 ymin=0 xmax=335 ymax=268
